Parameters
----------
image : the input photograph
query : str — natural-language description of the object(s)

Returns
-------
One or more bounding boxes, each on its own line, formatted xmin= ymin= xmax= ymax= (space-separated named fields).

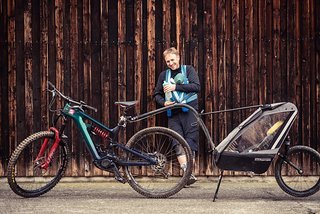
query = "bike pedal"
xmin=114 ymin=176 xmax=126 ymax=184
xmin=110 ymin=163 xmax=126 ymax=184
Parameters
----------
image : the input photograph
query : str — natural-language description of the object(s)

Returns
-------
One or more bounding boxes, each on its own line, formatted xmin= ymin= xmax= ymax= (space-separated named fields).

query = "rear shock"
xmin=89 ymin=125 xmax=112 ymax=150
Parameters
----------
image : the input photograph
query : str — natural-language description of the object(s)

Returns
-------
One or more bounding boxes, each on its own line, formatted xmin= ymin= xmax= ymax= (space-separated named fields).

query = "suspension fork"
xmin=35 ymin=127 xmax=62 ymax=170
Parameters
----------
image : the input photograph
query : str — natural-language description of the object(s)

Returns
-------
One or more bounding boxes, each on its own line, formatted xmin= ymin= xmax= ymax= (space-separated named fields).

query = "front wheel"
xmin=7 ymin=131 xmax=70 ymax=197
xmin=124 ymin=127 xmax=193 ymax=198
xmin=275 ymin=145 xmax=320 ymax=197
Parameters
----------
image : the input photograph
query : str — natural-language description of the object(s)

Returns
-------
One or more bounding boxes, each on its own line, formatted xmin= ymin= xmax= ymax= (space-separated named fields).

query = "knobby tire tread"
xmin=125 ymin=127 xmax=193 ymax=198
xmin=7 ymin=131 xmax=70 ymax=198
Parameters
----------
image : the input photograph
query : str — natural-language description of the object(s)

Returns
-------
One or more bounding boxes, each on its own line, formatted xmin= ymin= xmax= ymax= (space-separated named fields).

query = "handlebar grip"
xmin=85 ymin=105 xmax=98 ymax=112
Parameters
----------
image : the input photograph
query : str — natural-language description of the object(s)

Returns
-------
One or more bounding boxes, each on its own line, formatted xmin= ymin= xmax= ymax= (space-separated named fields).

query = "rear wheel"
xmin=124 ymin=127 xmax=192 ymax=198
xmin=7 ymin=131 xmax=69 ymax=197
xmin=275 ymin=145 xmax=320 ymax=197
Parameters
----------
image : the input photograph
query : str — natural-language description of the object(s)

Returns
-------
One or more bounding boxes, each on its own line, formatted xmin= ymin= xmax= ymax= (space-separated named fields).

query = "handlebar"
xmin=47 ymin=81 xmax=98 ymax=112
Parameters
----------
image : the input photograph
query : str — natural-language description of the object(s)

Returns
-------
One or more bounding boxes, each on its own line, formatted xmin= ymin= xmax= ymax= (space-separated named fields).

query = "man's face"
xmin=164 ymin=53 xmax=180 ymax=70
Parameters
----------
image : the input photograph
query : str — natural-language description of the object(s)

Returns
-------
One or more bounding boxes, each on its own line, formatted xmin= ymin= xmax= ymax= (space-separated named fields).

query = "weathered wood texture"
xmin=0 ymin=0 xmax=319 ymax=176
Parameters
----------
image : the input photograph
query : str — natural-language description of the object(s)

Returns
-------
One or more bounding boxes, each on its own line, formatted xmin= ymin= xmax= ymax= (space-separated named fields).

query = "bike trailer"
xmin=214 ymin=102 xmax=298 ymax=174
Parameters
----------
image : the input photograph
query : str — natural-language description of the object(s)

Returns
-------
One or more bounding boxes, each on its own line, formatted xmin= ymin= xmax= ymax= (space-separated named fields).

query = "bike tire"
xmin=275 ymin=145 xmax=320 ymax=197
xmin=7 ymin=131 xmax=70 ymax=198
xmin=124 ymin=127 xmax=193 ymax=198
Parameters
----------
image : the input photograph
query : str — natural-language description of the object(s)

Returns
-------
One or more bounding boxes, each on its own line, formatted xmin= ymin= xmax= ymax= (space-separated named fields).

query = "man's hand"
xmin=163 ymin=84 xmax=176 ymax=93
xmin=164 ymin=101 xmax=175 ymax=106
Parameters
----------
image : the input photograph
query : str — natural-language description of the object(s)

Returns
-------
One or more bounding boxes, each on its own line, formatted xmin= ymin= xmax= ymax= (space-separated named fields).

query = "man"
xmin=153 ymin=47 xmax=200 ymax=186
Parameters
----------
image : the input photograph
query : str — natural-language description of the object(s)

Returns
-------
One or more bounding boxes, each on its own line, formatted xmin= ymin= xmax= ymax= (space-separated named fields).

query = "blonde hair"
xmin=163 ymin=47 xmax=179 ymax=58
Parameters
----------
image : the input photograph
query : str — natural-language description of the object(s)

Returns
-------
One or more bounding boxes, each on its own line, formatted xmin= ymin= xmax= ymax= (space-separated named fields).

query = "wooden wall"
xmin=0 ymin=0 xmax=319 ymax=177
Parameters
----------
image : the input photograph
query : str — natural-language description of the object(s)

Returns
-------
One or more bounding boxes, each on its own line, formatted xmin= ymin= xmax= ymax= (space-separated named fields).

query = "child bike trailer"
xmin=214 ymin=102 xmax=298 ymax=174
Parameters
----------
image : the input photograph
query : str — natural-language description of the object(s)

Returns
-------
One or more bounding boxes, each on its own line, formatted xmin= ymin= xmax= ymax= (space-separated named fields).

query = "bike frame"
xmin=131 ymin=103 xmax=215 ymax=150
xmin=38 ymin=102 xmax=158 ymax=170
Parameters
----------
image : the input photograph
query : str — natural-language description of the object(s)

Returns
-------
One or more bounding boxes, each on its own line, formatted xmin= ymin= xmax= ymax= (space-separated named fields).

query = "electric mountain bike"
xmin=7 ymin=82 xmax=193 ymax=198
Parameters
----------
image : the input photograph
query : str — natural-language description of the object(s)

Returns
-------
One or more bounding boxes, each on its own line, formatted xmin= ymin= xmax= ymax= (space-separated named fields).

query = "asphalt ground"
xmin=0 ymin=176 xmax=319 ymax=214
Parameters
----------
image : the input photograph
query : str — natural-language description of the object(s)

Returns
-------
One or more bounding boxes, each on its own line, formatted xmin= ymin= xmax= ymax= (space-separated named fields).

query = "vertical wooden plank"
xmin=189 ymin=0 xmax=197 ymax=69
xmin=125 ymin=0 xmax=135 ymax=137
xmin=266 ymin=0 xmax=281 ymax=174
xmin=140 ymin=0 xmax=148 ymax=124
xmin=83 ymin=0 xmax=92 ymax=176
xmin=8 ymin=0 xmax=16 ymax=160
xmin=162 ymin=0 xmax=171 ymax=49
xmin=301 ymin=0 xmax=311 ymax=149
xmin=239 ymin=1 xmax=246 ymax=115
xmin=194 ymin=0 xmax=203 ymax=175
xmin=154 ymin=0 xmax=162 ymax=77
xmin=315 ymin=0 xmax=320 ymax=153
xmin=76 ymin=0 xmax=85 ymax=176
xmin=286 ymin=0 xmax=298 ymax=147
xmin=280 ymin=0 xmax=288 ymax=99
xmin=32 ymin=0 xmax=41 ymax=133
xmin=175 ymin=0 xmax=181 ymax=53
xmin=244 ymin=0 xmax=253 ymax=107
xmin=147 ymin=0 xmax=156 ymax=127
xmin=91 ymin=0 xmax=102 ymax=176
xmin=63 ymin=0 xmax=73 ymax=177
xmin=15 ymin=0 xmax=25 ymax=145
xmin=101 ymin=0 xmax=109 ymax=126
xmin=211 ymin=0 xmax=219 ymax=175
xmin=169 ymin=0 xmax=176 ymax=47
xmin=216 ymin=0 xmax=227 ymax=146
xmin=39 ymin=0 xmax=48 ymax=131
xmin=15 ymin=0 xmax=26 ymax=176
xmin=154 ymin=0 xmax=165 ymax=128
xmin=296 ymin=1 xmax=303 ymax=147
xmin=134 ymin=0 xmax=143 ymax=112
xmin=266 ymin=0 xmax=273 ymax=103
xmin=24 ymin=2 xmax=33 ymax=160
xmin=63 ymin=0 xmax=71 ymax=103
xmin=46 ymin=0 xmax=64 ymax=176
xmin=48 ymin=0 xmax=56 ymax=98
xmin=29 ymin=0 xmax=41 ymax=177
xmin=203 ymin=0 xmax=213 ymax=176
xmin=118 ymin=0 xmax=126 ymax=145
xmin=226 ymin=0 xmax=238 ymax=176
xmin=259 ymin=0 xmax=267 ymax=105
xmin=108 ymin=0 xmax=118 ymax=127
xmin=101 ymin=0 xmax=111 ymax=177
xmin=55 ymin=0 xmax=64 ymax=107
xmin=225 ymin=0 xmax=232 ymax=131
xmin=0 ymin=0 xmax=3 ymax=174
xmin=181 ymin=0 xmax=189 ymax=64
xmin=139 ymin=0 xmax=148 ymax=175
xmin=134 ymin=0 xmax=142 ymax=131
xmin=231 ymin=0 xmax=241 ymax=129
xmin=294 ymin=1 xmax=302 ymax=147
xmin=308 ymin=0 xmax=317 ymax=151
xmin=0 ymin=0 xmax=9 ymax=176
xmin=272 ymin=0 xmax=281 ymax=102
xmin=252 ymin=0 xmax=259 ymax=106
xmin=196 ymin=0 xmax=203 ymax=89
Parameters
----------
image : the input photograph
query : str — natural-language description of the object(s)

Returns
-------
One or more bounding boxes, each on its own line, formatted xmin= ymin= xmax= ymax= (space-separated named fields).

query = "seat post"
xmin=213 ymin=170 xmax=224 ymax=202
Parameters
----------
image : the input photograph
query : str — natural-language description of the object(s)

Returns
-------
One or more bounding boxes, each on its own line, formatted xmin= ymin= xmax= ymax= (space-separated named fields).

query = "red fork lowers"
xmin=34 ymin=127 xmax=61 ymax=170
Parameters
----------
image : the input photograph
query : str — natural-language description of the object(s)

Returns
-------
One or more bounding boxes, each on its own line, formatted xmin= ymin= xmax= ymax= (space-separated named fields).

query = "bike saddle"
xmin=115 ymin=101 xmax=137 ymax=109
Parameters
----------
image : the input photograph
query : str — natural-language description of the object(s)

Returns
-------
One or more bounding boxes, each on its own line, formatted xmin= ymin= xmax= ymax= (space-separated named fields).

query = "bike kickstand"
xmin=213 ymin=170 xmax=224 ymax=202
